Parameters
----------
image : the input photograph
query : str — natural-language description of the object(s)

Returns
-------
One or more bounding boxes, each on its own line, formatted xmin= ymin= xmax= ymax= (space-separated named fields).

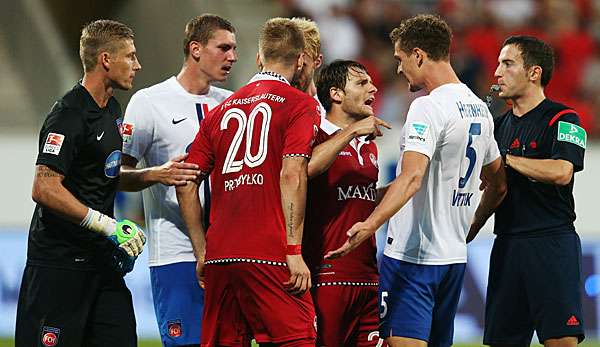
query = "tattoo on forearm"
xmin=36 ymin=166 xmax=62 ymax=178
xmin=287 ymin=203 xmax=294 ymax=238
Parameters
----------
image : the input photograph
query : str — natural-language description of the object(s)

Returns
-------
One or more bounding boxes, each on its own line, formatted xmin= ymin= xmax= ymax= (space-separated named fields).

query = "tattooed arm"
xmin=32 ymin=165 xmax=88 ymax=224
xmin=280 ymin=156 xmax=311 ymax=295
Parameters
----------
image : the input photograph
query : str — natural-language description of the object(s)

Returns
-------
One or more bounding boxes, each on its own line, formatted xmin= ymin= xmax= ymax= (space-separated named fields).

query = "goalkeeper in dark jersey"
xmin=15 ymin=20 xmax=145 ymax=347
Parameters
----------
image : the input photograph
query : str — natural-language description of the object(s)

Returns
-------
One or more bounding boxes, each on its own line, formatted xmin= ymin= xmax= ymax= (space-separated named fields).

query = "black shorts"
xmin=15 ymin=264 xmax=137 ymax=347
xmin=483 ymin=232 xmax=585 ymax=345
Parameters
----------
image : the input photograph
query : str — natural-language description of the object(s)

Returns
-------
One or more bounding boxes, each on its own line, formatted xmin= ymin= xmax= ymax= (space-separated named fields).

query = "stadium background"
xmin=1 ymin=0 xmax=599 ymax=345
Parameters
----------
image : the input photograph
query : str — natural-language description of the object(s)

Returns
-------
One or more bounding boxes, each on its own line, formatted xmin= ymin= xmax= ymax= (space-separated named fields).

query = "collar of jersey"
xmin=321 ymin=117 xmax=370 ymax=144
xmin=248 ymin=71 xmax=290 ymax=85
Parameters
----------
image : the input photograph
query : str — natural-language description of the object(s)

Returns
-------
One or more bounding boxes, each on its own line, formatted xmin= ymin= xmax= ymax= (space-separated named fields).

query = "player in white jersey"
xmin=326 ymin=14 xmax=506 ymax=347
xmin=119 ymin=15 xmax=237 ymax=347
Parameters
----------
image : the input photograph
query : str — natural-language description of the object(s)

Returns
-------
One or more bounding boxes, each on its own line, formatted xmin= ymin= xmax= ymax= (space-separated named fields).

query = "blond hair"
xmin=183 ymin=14 xmax=235 ymax=56
xmin=291 ymin=17 xmax=320 ymax=60
xmin=259 ymin=18 xmax=305 ymax=65
xmin=79 ymin=19 xmax=135 ymax=72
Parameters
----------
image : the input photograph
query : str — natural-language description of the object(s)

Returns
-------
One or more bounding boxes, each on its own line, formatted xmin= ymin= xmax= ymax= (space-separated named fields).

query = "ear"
xmin=297 ymin=52 xmax=306 ymax=71
xmin=529 ymin=65 xmax=542 ymax=83
xmin=414 ymin=48 xmax=424 ymax=68
xmin=329 ymin=87 xmax=343 ymax=104
xmin=189 ymin=41 xmax=202 ymax=60
xmin=99 ymin=51 xmax=110 ymax=71
xmin=256 ymin=52 xmax=263 ymax=69
xmin=315 ymin=54 xmax=324 ymax=69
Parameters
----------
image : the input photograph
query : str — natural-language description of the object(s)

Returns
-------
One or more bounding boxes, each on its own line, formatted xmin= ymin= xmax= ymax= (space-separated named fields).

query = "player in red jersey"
xmin=176 ymin=18 xmax=320 ymax=347
xmin=304 ymin=60 xmax=391 ymax=347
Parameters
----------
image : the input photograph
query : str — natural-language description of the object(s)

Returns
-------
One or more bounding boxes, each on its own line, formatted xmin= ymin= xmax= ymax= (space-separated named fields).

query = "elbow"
xmin=280 ymin=170 xmax=303 ymax=188
xmin=553 ymin=173 xmax=573 ymax=186
xmin=408 ymin=170 xmax=425 ymax=193
xmin=553 ymin=165 xmax=574 ymax=186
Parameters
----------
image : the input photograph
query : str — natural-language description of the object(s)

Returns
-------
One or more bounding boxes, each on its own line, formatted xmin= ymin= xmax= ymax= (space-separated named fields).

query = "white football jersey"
xmin=385 ymin=83 xmax=500 ymax=265
xmin=123 ymin=76 xmax=232 ymax=267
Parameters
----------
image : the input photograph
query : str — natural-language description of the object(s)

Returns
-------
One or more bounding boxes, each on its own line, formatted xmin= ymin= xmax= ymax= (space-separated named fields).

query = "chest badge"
xmin=369 ymin=153 xmax=378 ymax=168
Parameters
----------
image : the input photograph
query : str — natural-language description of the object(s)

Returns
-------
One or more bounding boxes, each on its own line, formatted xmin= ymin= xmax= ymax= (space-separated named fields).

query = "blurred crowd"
xmin=278 ymin=0 xmax=600 ymax=136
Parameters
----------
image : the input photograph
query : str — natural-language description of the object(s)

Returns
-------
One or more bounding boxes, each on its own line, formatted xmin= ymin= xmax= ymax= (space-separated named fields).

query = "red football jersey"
xmin=304 ymin=118 xmax=379 ymax=283
xmin=187 ymin=73 xmax=320 ymax=263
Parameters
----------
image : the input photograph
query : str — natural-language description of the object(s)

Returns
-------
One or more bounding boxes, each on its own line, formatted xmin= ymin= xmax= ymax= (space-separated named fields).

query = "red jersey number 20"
xmin=221 ymin=102 xmax=272 ymax=174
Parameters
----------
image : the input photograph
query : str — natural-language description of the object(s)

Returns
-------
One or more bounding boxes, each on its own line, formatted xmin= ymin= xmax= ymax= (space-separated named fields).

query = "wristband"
xmin=80 ymin=208 xmax=117 ymax=236
xmin=286 ymin=244 xmax=302 ymax=255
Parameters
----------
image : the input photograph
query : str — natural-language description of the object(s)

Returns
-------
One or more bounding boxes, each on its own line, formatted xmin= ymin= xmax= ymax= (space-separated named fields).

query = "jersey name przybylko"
xmin=122 ymin=77 xmax=232 ymax=267
xmin=386 ymin=83 xmax=500 ymax=265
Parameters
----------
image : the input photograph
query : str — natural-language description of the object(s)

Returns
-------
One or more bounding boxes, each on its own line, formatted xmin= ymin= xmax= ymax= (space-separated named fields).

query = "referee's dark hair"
xmin=183 ymin=14 xmax=235 ymax=56
xmin=316 ymin=59 xmax=368 ymax=113
xmin=503 ymin=35 xmax=555 ymax=87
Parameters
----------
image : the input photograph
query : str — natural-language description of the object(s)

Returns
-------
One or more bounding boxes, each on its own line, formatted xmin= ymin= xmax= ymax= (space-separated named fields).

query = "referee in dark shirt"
xmin=469 ymin=36 xmax=586 ymax=347
xmin=15 ymin=20 xmax=144 ymax=347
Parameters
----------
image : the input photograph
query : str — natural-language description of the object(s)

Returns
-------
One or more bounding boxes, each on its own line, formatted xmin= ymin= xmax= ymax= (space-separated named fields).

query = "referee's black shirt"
xmin=493 ymin=98 xmax=586 ymax=237
xmin=28 ymin=83 xmax=124 ymax=270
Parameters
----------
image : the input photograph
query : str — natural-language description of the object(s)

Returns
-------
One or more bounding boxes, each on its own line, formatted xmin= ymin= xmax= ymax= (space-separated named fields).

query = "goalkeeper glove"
xmin=80 ymin=208 xmax=147 ymax=257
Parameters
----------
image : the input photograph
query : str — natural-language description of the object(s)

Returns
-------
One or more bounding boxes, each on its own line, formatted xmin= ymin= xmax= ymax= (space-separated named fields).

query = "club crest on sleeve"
xmin=407 ymin=122 xmax=429 ymax=143
xmin=41 ymin=326 xmax=60 ymax=347
xmin=122 ymin=123 xmax=134 ymax=143
xmin=167 ymin=320 xmax=183 ymax=337
xmin=43 ymin=133 xmax=65 ymax=155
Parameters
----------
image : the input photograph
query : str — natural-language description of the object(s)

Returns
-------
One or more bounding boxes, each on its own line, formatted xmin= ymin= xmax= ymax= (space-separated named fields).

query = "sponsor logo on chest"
xmin=337 ymin=182 xmax=376 ymax=202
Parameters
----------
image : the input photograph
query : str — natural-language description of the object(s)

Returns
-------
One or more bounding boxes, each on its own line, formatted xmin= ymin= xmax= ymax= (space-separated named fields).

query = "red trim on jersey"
xmin=202 ymin=103 xmax=210 ymax=117
xmin=286 ymin=245 xmax=302 ymax=255
xmin=548 ymin=109 xmax=577 ymax=127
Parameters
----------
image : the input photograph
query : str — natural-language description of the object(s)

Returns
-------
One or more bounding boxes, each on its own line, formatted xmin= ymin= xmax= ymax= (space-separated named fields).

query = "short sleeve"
xmin=122 ymin=91 xmax=154 ymax=161
xmin=186 ymin=117 xmax=215 ymax=175
xmin=36 ymin=107 xmax=85 ymax=175
xmin=550 ymin=112 xmax=585 ymax=172
xmin=282 ymin=98 xmax=320 ymax=158
xmin=403 ymin=97 xmax=440 ymax=159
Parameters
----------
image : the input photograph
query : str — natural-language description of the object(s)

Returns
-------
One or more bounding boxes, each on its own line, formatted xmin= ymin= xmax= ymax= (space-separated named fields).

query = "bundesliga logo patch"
xmin=43 ymin=133 xmax=65 ymax=155
xmin=167 ymin=320 xmax=183 ymax=338
xmin=41 ymin=326 xmax=60 ymax=347
xmin=122 ymin=122 xmax=134 ymax=143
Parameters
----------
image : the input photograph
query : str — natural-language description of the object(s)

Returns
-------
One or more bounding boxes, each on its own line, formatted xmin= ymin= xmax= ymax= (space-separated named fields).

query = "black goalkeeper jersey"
xmin=28 ymin=83 xmax=124 ymax=270
xmin=493 ymin=98 xmax=586 ymax=237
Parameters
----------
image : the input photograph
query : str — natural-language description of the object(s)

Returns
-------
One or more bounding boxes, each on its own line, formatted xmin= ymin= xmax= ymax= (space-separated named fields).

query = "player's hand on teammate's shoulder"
xmin=151 ymin=153 xmax=202 ymax=186
xmin=325 ymin=220 xmax=378 ymax=259
xmin=284 ymin=254 xmax=311 ymax=296
xmin=348 ymin=116 xmax=392 ymax=140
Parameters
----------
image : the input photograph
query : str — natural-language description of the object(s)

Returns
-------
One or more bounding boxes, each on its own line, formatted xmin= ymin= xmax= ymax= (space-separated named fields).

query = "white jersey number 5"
xmin=221 ymin=102 xmax=272 ymax=174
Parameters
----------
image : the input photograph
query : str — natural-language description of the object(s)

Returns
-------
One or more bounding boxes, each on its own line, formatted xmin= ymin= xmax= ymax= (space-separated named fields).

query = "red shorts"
xmin=312 ymin=284 xmax=386 ymax=347
xmin=201 ymin=261 xmax=316 ymax=346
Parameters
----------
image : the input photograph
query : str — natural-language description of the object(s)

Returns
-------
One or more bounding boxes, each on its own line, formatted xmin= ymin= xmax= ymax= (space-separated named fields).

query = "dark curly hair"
xmin=389 ymin=14 xmax=451 ymax=61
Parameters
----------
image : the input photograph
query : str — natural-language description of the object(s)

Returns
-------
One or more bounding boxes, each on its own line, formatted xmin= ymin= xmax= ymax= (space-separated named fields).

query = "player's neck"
xmin=511 ymin=88 xmax=546 ymax=117
xmin=177 ymin=65 xmax=211 ymax=95
xmin=81 ymin=72 xmax=113 ymax=108
xmin=326 ymin=108 xmax=355 ymax=129
xmin=422 ymin=61 xmax=461 ymax=93
xmin=260 ymin=62 xmax=295 ymax=84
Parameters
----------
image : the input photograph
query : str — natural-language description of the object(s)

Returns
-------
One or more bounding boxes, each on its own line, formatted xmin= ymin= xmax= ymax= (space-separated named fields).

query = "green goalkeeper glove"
xmin=80 ymin=208 xmax=147 ymax=257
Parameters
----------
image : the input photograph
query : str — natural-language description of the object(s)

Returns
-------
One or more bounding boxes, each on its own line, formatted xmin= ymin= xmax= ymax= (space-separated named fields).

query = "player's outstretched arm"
xmin=467 ymin=157 xmax=507 ymax=243
xmin=33 ymin=164 xmax=146 ymax=258
xmin=505 ymin=155 xmax=573 ymax=186
xmin=119 ymin=153 xmax=201 ymax=192
xmin=308 ymin=116 xmax=391 ymax=178
xmin=325 ymin=151 xmax=429 ymax=259
xmin=280 ymin=156 xmax=311 ymax=296
xmin=176 ymin=177 xmax=207 ymax=287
